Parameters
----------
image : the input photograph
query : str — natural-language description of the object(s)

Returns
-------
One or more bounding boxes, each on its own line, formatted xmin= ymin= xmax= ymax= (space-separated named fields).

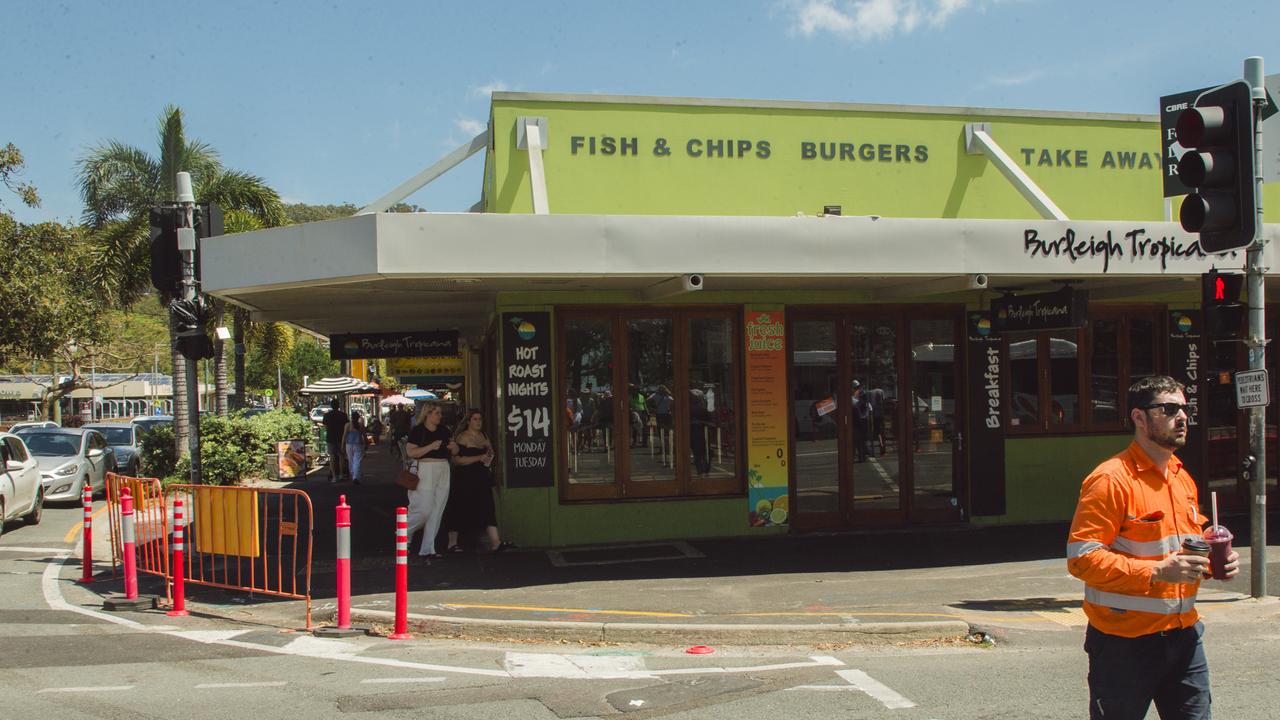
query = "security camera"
xmin=968 ymin=274 xmax=989 ymax=289
xmin=683 ymin=274 xmax=705 ymax=292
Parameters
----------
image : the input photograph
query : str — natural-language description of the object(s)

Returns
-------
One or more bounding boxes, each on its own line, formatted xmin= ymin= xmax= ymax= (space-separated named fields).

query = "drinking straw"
xmin=1211 ymin=491 xmax=1219 ymax=531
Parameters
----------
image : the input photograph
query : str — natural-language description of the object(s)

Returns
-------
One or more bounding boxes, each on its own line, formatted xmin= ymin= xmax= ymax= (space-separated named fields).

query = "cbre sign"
xmin=1161 ymin=73 xmax=1280 ymax=198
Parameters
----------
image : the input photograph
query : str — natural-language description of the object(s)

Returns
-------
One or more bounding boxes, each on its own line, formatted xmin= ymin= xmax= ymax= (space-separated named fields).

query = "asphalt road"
xmin=3 ymin=501 xmax=1279 ymax=719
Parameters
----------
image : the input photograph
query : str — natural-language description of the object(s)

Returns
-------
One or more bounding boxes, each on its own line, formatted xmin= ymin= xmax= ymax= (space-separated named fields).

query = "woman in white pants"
xmin=404 ymin=402 xmax=456 ymax=560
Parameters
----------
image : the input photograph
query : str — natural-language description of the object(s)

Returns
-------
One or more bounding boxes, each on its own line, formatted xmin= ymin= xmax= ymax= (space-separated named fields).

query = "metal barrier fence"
xmin=106 ymin=472 xmax=171 ymax=605
xmin=169 ymin=484 xmax=315 ymax=628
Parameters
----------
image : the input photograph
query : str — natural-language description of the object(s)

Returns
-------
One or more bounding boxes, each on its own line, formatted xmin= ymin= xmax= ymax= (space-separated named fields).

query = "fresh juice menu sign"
xmin=502 ymin=312 xmax=553 ymax=488
xmin=744 ymin=310 xmax=789 ymax=526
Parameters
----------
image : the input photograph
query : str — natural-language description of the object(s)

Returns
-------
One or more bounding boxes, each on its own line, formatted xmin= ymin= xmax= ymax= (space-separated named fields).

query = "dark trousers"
xmin=1085 ymin=622 xmax=1211 ymax=720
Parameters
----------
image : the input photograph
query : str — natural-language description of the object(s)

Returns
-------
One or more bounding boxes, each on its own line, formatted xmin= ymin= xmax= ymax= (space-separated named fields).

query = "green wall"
xmin=974 ymin=434 xmax=1132 ymax=526
xmin=487 ymin=96 xmax=1280 ymax=222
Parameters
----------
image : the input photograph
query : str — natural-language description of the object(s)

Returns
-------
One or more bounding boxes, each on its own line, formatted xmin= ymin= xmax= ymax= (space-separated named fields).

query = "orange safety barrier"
xmin=168 ymin=484 xmax=314 ymax=628
xmin=106 ymin=472 xmax=171 ymax=605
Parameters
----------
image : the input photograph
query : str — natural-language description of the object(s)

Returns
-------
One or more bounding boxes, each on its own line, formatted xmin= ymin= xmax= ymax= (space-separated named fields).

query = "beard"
xmin=1148 ymin=421 xmax=1187 ymax=450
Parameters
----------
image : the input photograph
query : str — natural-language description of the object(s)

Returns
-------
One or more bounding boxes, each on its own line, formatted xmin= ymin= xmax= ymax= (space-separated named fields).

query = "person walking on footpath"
xmin=404 ymin=401 xmax=457 ymax=561
xmin=443 ymin=409 xmax=514 ymax=553
xmin=322 ymin=404 xmax=349 ymax=482
xmin=342 ymin=410 xmax=367 ymax=485
xmin=1067 ymin=375 xmax=1239 ymax=720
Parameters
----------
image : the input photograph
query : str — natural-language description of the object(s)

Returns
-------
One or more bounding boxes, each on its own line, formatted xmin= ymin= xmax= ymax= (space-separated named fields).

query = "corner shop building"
xmin=203 ymin=93 xmax=1280 ymax=547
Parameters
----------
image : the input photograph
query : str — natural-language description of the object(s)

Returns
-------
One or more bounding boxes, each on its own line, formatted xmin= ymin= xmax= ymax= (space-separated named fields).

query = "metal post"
xmin=177 ymin=172 xmax=201 ymax=485
xmin=1244 ymin=56 xmax=1267 ymax=599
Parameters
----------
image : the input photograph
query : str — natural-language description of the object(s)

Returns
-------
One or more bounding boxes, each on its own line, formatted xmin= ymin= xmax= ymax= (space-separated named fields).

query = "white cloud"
xmin=791 ymin=0 xmax=979 ymax=41
xmin=455 ymin=117 xmax=487 ymax=136
xmin=470 ymin=81 xmax=510 ymax=98
xmin=982 ymin=68 xmax=1046 ymax=87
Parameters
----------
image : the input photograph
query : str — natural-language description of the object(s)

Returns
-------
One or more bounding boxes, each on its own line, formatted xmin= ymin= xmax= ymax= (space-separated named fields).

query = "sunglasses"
xmin=1142 ymin=402 xmax=1189 ymax=416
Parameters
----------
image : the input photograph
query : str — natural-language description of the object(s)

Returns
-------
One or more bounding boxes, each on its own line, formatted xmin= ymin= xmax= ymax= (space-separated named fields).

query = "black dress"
xmin=444 ymin=444 xmax=497 ymax=533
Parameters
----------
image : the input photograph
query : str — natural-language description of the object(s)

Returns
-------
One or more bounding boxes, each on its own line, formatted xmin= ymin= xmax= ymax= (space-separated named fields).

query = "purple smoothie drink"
xmin=1203 ymin=525 xmax=1233 ymax=580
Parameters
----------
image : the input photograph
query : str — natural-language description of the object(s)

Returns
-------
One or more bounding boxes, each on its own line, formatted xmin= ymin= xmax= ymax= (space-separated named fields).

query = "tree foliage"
xmin=0 ymin=143 xmax=40 ymax=210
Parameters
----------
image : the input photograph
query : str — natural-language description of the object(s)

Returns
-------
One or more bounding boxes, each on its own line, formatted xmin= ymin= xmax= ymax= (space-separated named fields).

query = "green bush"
xmin=137 ymin=409 xmax=317 ymax=486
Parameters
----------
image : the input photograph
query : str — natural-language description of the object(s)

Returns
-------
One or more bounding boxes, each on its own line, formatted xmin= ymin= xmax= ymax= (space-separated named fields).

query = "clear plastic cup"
xmin=1203 ymin=525 xmax=1234 ymax=580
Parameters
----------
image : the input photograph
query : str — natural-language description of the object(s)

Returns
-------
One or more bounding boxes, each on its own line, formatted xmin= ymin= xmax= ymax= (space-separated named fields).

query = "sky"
xmin=4 ymin=0 xmax=1278 ymax=225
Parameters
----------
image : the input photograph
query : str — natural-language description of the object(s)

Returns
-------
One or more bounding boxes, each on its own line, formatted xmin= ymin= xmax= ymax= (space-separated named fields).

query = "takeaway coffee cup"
xmin=1203 ymin=525 xmax=1234 ymax=580
xmin=1180 ymin=537 xmax=1210 ymax=558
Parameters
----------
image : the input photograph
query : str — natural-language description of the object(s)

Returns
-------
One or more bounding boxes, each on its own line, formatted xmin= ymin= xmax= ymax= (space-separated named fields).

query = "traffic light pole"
xmin=1244 ymin=57 xmax=1266 ymax=598
xmin=176 ymin=172 xmax=202 ymax=485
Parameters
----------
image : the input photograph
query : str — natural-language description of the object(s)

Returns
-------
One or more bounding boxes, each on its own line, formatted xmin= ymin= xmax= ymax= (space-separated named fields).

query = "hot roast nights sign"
xmin=1021 ymin=227 xmax=1238 ymax=273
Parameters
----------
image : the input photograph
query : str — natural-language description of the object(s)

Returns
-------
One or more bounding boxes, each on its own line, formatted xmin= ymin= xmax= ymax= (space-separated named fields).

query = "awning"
xmin=298 ymin=376 xmax=373 ymax=396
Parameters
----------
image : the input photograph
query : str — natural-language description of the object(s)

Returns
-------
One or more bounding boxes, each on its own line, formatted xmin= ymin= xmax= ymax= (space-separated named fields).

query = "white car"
xmin=1 ymin=432 xmax=44 ymax=536
xmin=22 ymin=428 xmax=115 ymax=503
xmin=9 ymin=420 xmax=58 ymax=435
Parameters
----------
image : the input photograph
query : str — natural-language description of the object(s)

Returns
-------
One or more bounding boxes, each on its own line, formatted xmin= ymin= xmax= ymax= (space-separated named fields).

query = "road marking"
xmin=652 ymin=656 xmax=843 ymax=677
xmin=505 ymin=653 xmax=651 ymax=679
xmin=360 ymin=677 xmax=446 ymax=684
xmin=836 ymin=669 xmax=916 ymax=709
xmin=38 ymin=686 xmax=135 ymax=693
xmin=195 ymin=682 xmax=288 ymax=689
xmin=64 ymin=504 xmax=109 ymax=543
xmin=42 ymin=540 xmax=144 ymax=629
xmin=0 ymin=546 xmax=71 ymax=554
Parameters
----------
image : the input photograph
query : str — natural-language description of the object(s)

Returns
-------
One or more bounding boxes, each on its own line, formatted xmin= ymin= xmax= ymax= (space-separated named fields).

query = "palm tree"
xmin=78 ymin=106 xmax=285 ymax=458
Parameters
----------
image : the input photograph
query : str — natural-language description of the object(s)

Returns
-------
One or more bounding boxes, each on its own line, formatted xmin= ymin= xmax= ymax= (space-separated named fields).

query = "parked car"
xmin=9 ymin=420 xmax=58 ymax=436
xmin=22 ymin=428 xmax=115 ymax=502
xmin=130 ymin=415 xmax=174 ymax=437
xmin=1 ymin=432 xmax=44 ymax=536
xmin=83 ymin=423 xmax=142 ymax=476
xmin=308 ymin=406 xmax=332 ymax=423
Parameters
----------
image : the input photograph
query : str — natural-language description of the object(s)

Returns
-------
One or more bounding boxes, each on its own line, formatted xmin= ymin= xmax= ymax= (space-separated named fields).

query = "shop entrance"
xmin=789 ymin=307 xmax=965 ymax=530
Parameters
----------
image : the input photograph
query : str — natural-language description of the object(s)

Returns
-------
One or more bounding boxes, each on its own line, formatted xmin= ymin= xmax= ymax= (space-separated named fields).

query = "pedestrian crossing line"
xmin=194 ymin=682 xmax=288 ymax=689
xmin=790 ymin=669 xmax=916 ymax=709
xmin=1034 ymin=607 xmax=1088 ymax=626
xmin=360 ymin=677 xmax=447 ymax=684
xmin=38 ymin=686 xmax=135 ymax=694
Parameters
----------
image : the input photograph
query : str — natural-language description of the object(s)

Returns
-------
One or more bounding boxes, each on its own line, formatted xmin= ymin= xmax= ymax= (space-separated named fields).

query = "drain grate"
xmin=549 ymin=541 xmax=704 ymax=567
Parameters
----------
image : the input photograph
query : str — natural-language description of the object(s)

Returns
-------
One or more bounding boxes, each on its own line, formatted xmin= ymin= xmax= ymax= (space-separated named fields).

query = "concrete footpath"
xmin=81 ymin=441 xmax=1280 ymax=647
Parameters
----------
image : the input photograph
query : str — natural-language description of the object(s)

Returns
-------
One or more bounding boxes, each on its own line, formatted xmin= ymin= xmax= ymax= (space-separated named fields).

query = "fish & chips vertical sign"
xmin=502 ymin=313 xmax=553 ymax=488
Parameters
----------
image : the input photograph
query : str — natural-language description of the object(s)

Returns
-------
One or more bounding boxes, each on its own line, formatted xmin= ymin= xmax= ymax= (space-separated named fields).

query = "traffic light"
xmin=149 ymin=206 xmax=181 ymax=294
xmin=1202 ymin=269 xmax=1245 ymax=340
xmin=1175 ymin=80 xmax=1257 ymax=253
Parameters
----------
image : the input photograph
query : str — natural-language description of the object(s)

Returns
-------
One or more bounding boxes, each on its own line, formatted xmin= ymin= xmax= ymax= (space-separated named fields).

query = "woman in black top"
xmin=403 ymin=402 xmax=456 ymax=560
xmin=443 ymin=409 xmax=513 ymax=553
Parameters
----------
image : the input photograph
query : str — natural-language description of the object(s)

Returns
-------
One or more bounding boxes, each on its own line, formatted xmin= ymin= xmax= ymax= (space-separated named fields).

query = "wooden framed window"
xmin=558 ymin=307 xmax=743 ymax=501
xmin=1004 ymin=305 xmax=1163 ymax=434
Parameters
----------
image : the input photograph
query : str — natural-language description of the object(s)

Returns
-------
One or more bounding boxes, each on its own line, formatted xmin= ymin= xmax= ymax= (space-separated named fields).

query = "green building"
xmin=203 ymin=93 xmax=1280 ymax=547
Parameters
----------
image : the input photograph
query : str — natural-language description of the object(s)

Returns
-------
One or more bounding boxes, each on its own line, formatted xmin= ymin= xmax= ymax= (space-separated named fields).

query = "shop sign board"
xmin=1168 ymin=310 xmax=1205 ymax=481
xmin=744 ymin=309 xmax=789 ymax=527
xmin=965 ymin=311 xmax=1005 ymax=516
xmin=386 ymin=355 xmax=465 ymax=377
xmin=991 ymin=287 xmax=1088 ymax=332
xmin=1235 ymin=369 xmax=1269 ymax=409
xmin=501 ymin=313 xmax=553 ymax=488
xmin=329 ymin=330 xmax=457 ymax=360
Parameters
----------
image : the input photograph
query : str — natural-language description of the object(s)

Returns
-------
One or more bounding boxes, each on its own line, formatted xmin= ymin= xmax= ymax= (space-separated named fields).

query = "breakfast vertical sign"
xmin=744 ymin=309 xmax=789 ymax=526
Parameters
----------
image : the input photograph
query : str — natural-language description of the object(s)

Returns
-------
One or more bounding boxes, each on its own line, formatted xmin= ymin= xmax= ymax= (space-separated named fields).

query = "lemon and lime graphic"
xmin=753 ymin=495 xmax=788 ymax=525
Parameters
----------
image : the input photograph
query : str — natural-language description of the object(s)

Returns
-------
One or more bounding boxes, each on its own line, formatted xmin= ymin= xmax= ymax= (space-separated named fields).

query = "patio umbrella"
xmin=379 ymin=394 xmax=412 ymax=406
xmin=403 ymin=388 xmax=438 ymax=400
xmin=298 ymin=376 xmax=374 ymax=396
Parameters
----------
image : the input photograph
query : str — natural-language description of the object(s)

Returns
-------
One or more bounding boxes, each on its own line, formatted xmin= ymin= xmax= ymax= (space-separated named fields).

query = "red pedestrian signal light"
xmin=1175 ymin=81 xmax=1257 ymax=253
xmin=1201 ymin=269 xmax=1245 ymax=340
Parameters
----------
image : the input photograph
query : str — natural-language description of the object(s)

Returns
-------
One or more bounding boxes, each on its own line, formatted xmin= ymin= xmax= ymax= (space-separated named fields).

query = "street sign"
xmin=1235 ymin=369 xmax=1270 ymax=408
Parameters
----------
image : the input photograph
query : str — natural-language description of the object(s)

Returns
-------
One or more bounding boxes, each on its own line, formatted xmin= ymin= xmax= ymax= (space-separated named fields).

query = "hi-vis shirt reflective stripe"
xmin=1084 ymin=587 xmax=1196 ymax=615
xmin=1066 ymin=533 xmax=1202 ymax=560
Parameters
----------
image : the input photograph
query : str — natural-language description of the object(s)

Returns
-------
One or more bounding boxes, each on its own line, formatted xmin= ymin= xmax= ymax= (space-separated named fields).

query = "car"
xmin=239 ymin=407 xmax=271 ymax=419
xmin=83 ymin=423 xmax=142 ymax=476
xmin=7 ymin=420 xmax=58 ymax=434
xmin=130 ymin=415 xmax=174 ymax=437
xmin=21 ymin=428 xmax=116 ymax=503
xmin=309 ymin=406 xmax=332 ymax=423
xmin=1 ymin=432 xmax=44 ymax=536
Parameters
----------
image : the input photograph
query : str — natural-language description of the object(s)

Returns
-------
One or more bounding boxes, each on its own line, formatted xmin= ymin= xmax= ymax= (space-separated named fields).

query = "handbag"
xmin=395 ymin=463 xmax=419 ymax=491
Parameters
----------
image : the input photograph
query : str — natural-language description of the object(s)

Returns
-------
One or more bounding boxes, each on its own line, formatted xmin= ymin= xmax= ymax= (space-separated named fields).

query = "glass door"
xmin=908 ymin=317 xmax=963 ymax=521
xmin=790 ymin=318 xmax=842 ymax=527
xmin=849 ymin=317 xmax=904 ymax=523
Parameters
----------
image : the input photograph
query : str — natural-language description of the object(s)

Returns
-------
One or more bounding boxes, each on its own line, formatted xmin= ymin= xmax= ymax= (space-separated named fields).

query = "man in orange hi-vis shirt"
xmin=1068 ymin=376 xmax=1239 ymax=720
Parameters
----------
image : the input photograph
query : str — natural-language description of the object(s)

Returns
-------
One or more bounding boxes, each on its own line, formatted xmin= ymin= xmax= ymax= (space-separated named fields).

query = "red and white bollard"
xmin=166 ymin=498 xmax=188 ymax=617
xmin=336 ymin=495 xmax=352 ymax=629
xmin=121 ymin=487 xmax=138 ymax=600
xmin=77 ymin=484 xmax=94 ymax=584
xmin=388 ymin=506 xmax=411 ymax=640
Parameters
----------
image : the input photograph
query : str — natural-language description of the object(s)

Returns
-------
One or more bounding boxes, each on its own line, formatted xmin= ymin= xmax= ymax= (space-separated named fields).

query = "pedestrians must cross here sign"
xmin=1235 ymin=369 xmax=1270 ymax=409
